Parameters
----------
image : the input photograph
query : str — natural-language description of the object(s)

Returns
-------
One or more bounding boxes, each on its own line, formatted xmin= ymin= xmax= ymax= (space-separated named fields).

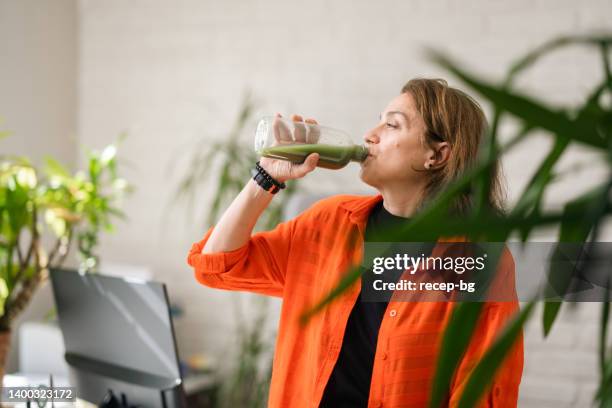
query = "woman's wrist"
xmin=258 ymin=158 xmax=288 ymax=183
xmin=247 ymin=178 xmax=276 ymax=201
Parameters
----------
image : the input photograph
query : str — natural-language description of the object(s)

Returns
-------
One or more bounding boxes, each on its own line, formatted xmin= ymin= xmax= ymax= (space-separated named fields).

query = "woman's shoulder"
xmin=285 ymin=194 xmax=378 ymax=231
xmin=314 ymin=193 xmax=369 ymax=207
xmin=304 ymin=194 xmax=376 ymax=215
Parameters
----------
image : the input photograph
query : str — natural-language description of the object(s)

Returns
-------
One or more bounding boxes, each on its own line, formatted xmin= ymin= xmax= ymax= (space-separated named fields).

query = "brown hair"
xmin=401 ymin=78 xmax=505 ymax=214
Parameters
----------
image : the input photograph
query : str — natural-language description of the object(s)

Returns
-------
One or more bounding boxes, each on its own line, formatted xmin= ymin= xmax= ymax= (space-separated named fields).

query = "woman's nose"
xmin=363 ymin=128 xmax=379 ymax=144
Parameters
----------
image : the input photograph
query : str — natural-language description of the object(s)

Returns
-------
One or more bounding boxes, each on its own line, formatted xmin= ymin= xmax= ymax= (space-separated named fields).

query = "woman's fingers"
xmin=304 ymin=118 xmax=321 ymax=144
xmin=291 ymin=114 xmax=307 ymax=142
xmin=273 ymin=113 xmax=320 ymax=145
xmin=273 ymin=113 xmax=292 ymax=143
xmin=290 ymin=153 xmax=319 ymax=178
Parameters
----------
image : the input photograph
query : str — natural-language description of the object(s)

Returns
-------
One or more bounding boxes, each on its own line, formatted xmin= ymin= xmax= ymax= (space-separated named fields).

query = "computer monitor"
xmin=50 ymin=268 xmax=187 ymax=408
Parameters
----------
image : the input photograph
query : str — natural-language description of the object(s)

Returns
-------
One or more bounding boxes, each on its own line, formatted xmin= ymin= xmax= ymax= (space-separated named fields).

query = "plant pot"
xmin=0 ymin=330 xmax=10 ymax=385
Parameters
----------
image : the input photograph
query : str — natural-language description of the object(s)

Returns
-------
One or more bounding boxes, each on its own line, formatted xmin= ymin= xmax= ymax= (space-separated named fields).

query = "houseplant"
xmin=299 ymin=34 xmax=612 ymax=407
xmin=0 ymin=140 xmax=129 ymax=381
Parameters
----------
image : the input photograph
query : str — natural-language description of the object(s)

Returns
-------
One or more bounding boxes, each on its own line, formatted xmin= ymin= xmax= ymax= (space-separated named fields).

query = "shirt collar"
xmin=339 ymin=194 xmax=466 ymax=243
xmin=339 ymin=194 xmax=384 ymax=225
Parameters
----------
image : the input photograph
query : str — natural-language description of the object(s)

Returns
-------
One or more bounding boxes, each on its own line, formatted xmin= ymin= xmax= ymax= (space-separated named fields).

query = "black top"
xmin=319 ymin=200 xmax=410 ymax=408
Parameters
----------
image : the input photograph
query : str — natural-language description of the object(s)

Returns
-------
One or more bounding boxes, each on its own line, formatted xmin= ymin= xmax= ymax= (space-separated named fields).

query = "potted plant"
xmin=0 ymin=140 xmax=130 ymax=382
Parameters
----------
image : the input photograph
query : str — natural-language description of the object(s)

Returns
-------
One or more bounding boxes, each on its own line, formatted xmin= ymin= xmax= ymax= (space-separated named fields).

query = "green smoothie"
xmin=261 ymin=144 xmax=368 ymax=170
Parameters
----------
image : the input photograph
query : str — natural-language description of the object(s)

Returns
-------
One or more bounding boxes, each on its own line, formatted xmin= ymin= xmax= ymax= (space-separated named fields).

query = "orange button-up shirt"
xmin=187 ymin=194 xmax=523 ymax=407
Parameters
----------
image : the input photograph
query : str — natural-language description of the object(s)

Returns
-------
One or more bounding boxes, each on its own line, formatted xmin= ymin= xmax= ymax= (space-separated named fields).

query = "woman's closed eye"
xmin=386 ymin=122 xmax=399 ymax=129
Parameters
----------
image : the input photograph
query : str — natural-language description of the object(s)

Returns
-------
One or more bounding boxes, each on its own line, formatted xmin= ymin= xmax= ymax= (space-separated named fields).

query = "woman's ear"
xmin=425 ymin=142 xmax=451 ymax=169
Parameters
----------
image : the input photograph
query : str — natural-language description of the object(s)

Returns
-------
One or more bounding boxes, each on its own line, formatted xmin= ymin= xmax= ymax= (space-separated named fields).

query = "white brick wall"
xmin=0 ymin=0 xmax=77 ymax=167
xmin=521 ymin=303 xmax=604 ymax=407
xmin=76 ymin=0 xmax=612 ymax=406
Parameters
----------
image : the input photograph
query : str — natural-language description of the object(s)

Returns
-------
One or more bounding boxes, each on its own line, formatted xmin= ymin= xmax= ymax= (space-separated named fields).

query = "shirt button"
xmin=389 ymin=309 xmax=397 ymax=317
xmin=374 ymin=402 xmax=382 ymax=408
xmin=381 ymin=352 xmax=388 ymax=360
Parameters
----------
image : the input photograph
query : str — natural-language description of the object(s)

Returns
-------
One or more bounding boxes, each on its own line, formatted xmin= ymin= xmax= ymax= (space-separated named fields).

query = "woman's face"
xmin=360 ymin=92 xmax=434 ymax=190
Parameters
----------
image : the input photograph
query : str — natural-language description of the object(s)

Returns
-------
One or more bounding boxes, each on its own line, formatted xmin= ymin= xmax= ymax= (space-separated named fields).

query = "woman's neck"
xmin=379 ymin=185 xmax=425 ymax=218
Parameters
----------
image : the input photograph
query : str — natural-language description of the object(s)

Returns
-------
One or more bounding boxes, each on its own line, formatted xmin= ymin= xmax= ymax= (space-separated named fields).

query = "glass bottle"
xmin=254 ymin=116 xmax=368 ymax=170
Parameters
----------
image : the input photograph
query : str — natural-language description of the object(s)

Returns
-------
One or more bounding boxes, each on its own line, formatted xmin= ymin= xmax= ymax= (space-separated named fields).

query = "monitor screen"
xmin=50 ymin=269 xmax=182 ymax=383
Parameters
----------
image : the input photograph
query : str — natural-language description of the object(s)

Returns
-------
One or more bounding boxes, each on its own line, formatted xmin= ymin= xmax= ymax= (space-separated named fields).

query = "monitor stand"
xmin=99 ymin=389 xmax=140 ymax=408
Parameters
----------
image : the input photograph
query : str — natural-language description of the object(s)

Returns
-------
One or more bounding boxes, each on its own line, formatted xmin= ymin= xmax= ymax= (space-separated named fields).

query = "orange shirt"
xmin=187 ymin=194 xmax=523 ymax=407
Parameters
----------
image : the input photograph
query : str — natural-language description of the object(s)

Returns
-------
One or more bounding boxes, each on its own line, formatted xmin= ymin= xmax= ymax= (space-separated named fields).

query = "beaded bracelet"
xmin=251 ymin=161 xmax=286 ymax=194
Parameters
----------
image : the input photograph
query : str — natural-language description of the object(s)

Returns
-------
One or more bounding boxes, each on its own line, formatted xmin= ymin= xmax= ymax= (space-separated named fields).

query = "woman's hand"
xmin=202 ymin=113 xmax=320 ymax=254
xmin=259 ymin=113 xmax=320 ymax=183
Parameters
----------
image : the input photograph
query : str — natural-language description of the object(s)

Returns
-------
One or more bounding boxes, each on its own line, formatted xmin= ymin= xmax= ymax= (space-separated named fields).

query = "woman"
xmin=188 ymin=78 xmax=523 ymax=407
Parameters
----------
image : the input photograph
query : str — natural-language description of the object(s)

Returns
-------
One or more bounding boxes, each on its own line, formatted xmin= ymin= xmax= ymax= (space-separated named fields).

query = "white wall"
xmin=0 ymin=0 xmax=77 ymax=166
xmin=74 ymin=0 xmax=612 ymax=406
xmin=0 ymin=0 xmax=77 ymax=373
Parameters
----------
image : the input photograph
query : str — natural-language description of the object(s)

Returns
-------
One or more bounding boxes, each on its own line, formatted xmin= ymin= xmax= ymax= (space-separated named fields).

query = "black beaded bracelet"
xmin=251 ymin=161 xmax=286 ymax=194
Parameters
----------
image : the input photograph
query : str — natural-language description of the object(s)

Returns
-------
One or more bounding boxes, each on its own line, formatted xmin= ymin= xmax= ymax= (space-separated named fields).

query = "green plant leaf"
xmin=428 ymin=50 xmax=609 ymax=150
xmin=596 ymin=357 xmax=612 ymax=405
xmin=601 ymin=282 xmax=610 ymax=379
xmin=207 ymin=161 xmax=233 ymax=228
xmin=543 ymin=181 xmax=612 ymax=336
xmin=0 ymin=277 xmax=8 ymax=315
xmin=511 ymin=134 xmax=571 ymax=217
xmin=44 ymin=157 xmax=71 ymax=180
xmin=88 ymin=155 xmax=101 ymax=184
xmin=426 ymin=244 xmax=505 ymax=408
xmin=542 ymin=301 xmax=562 ymax=338
xmin=456 ymin=301 xmax=535 ymax=408
xmin=299 ymin=264 xmax=362 ymax=325
xmin=427 ymin=302 xmax=484 ymax=408
xmin=503 ymin=35 xmax=612 ymax=87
